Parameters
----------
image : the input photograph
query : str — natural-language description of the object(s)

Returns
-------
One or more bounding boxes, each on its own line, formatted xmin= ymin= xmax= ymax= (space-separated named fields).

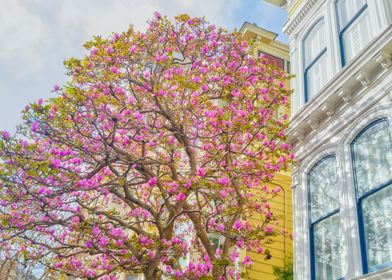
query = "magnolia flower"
xmin=217 ymin=177 xmax=230 ymax=185
xmin=233 ymin=219 xmax=243 ymax=230
xmin=175 ymin=192 xmax=186 ymax=201
xmin=31 ymin=121 xmax=39 ymax=132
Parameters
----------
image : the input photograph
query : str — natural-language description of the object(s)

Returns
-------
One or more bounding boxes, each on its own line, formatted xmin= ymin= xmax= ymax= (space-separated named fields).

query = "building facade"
xmin=266 ymin=0 xmax=392 ymax=279
xmin=240 ymin=22 xmax=293 ymax=280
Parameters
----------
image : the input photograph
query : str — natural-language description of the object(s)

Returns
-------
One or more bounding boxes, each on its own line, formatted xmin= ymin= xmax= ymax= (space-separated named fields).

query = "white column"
xmin=292 ymin=168 xmax=311 ymax=280
xmin=338 ymin=143 xmax=363 ymax=278
xmin=288 ymin=34 xmax=300 ymax=117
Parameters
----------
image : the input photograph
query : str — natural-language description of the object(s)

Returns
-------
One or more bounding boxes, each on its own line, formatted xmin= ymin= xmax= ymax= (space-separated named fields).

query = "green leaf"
xmin=1 ymin=218 xmax=9 ymax=227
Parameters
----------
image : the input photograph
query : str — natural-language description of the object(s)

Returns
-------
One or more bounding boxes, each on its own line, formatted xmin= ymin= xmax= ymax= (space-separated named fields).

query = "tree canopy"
xmin=0 ymin=13 xmax=293 ymax=280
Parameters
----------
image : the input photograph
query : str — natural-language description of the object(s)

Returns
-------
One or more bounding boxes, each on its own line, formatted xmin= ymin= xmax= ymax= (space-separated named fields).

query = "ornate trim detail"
xmin=283 ymin=0 xmax=319 ymax=35
xmin=375 ymin=52 xmax=392 ymax=69
xmin=336 ymin=87 xmax=353 ymax=102
xmin=306 ymin=116 xmax=320 ymax=129
xmin=355 ymin=71 xmax=371 ymax=87
xmin=291 ymin=171 xmax=299 ymax=188
xmin=321 ymin=102 xmax=335 ymax=117
xmin=293 ymin=129 xmax=306 ymax=142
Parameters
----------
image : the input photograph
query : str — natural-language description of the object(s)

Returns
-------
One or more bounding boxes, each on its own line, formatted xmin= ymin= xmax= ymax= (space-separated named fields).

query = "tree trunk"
xmin=212 ymin=265 xmax=224 ymax=280
xmin=5 ymin=259 xmax=16 ymax=280
xmin=143 ymin=269 xmax=161 ymax=280
xmin=143 ymin=260 xmax=161 ymax=280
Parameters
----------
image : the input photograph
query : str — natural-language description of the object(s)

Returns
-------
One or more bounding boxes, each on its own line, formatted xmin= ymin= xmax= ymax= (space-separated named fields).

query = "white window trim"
xmin=294 ymin=106 xmax=392 ymax=280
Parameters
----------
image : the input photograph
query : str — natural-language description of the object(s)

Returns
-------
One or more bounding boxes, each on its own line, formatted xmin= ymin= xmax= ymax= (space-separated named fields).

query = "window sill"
xmin=351 ymin=266 xmax=392 ymax=280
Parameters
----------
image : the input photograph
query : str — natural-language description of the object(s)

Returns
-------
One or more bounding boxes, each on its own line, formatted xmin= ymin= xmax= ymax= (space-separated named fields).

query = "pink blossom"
xmin=185 ymin=179 xmax=191 ymax=189
xmin=220 ymin=189 xmax=228 ymax=198
xmin=133 ymin=111 xmax=142 ymax=120
xmin=242 ymin=255 xmax=253 ymax=267
xmin=50 ymin=158 xmax=61 ymax=168
xmin=217 ymin=177 xmax=230 ymax=185
xmin=217 ymin=224 xmax=224 ymax=232
xmin=129 ymin=45 xmax=137 ymax=53
xmin=2 ymin=131 xmax=10 ymax=139
xmin=111 ymin=66 xmax=119 ymax=74
xmin=175 ymin=192 xmax=186 ymax=201
xmin=99 ymin=237 xmax=107 ymax=247
xmin=196 ymin=167 xmax=206 ymax=177
xmin=93 ymin=225 xmax=100 ymax=237
xmin=148 ymin=177 xmax=157 ymax=186
xmin=229 ymin=250 xmax=239 ymax=262
xmin=31 ymin=121 xmax=39 ymax=132
xmin=86 ymin=240 xmax=93 ymax=248
xmin=153 ymin=11 xmax=161 ymax=19
xmin=233 ymin=219 xmax=243 ymax=230
xmin=265 ymin=226 xmax=274 ymax=233
xmin=90 ymin=47 xmax=98 ymax=55
xmin=106 ymin=46 xmax=114 ymax=54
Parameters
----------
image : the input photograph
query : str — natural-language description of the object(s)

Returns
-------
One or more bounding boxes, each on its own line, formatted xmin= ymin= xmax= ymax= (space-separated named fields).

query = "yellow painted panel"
xmin=239 ymin=24 xmax=292 ymax=279
xmin=245 ymin=171 xmax=293 ymax=279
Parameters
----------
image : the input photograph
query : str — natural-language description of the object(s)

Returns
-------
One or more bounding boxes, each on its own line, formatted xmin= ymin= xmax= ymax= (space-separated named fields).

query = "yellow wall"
xmin=240 ymin=23 xmax=292 ymax=280
xmin=247 ymin=174 xmax=292 ymax=280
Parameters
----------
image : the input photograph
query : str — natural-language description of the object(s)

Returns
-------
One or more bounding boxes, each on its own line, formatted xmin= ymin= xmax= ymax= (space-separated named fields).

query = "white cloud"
xmin=0 ymin=0 xmax=242 ymax=132
xmin=56 ymin=0 xmax=241 ymax=38
xmin=0 ymin=0 xmax=50 ymax=76
xmin=0 ymin=0 xmax=241 ymax=76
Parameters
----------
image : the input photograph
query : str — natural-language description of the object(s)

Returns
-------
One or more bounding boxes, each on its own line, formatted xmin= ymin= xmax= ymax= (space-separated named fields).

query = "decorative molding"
xmin=388 ymin=89 xmax=392 ymax=101
xmin=291 ymin=171 xmax=299 ymax=188
xmin=306 ymin=116 xmax=320 ymax=129
xmin=353 ymin=266 xmax=392 ymax=280
xmin=355 ymin=71 xmax=371 ymax=87
xmin=287 ymin=26 xmax=392 ymax=142
xmin=283 ymin=0 xmax=319 ymax=35
xmin=287 ymin=25 xmax=392 ymax=151
xmin=293 ymin=129 xmax=306 ymax=142
xmin=375 ymin=52 xmax=392 ymax=69
xmin=336 ymin=87 xmax=353 ymax=103
xmin=321 ymin=102 xmax=335 ymax=117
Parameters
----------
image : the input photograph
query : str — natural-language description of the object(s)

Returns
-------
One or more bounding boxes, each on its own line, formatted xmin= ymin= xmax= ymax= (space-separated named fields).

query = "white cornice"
xmin=287 ymin=25 xmax=392 ymax=148
xmin=283 ymin=0 xmax=319 ymax=36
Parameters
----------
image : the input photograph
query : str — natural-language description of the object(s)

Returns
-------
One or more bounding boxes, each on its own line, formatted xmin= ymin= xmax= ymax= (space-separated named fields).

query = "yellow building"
xmin=240 ymin=22 xmax=292 ymax=280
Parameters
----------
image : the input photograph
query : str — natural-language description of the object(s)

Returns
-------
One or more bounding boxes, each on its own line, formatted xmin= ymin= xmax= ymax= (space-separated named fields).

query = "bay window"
xmin=303 ymin=19 xmax=328 ymax=102
xmin=351 ymin=118 xmax=392 ymax=273
xmin=308 ymin=156 xmax=344 ymax=280
xmin=336 ymin=0 xmax=372 ymax=66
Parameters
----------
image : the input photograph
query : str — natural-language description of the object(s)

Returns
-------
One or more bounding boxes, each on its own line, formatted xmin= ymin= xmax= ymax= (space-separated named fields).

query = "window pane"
xmin=362 ymin=185 xmax=392 ymax=270
xmin=304 ymin=20 xmax=326 ymax=66
xmin=260 ymin=52 xmax=284 ymax=69
xmin=352 ymin=120 xmax=392 ymax=196
xmin=308 ymin=156 xmax=339 ymax=222
xmin=337 ymin=0 xmax=367 ymax=29
xmin=342 ymin=10 xmax=371 ymax=62
xmin=314 ymin=214 xmax=344 ymax=280
xmin=305 ymin=53 xmax=327 ymax=100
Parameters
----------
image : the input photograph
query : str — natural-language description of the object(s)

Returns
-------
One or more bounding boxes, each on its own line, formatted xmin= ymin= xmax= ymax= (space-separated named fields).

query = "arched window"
xmin=303 ymin=18 xmax=328 ymax=102
xmin=351 ymin=118 xmax=392 ymax=273
xmin=336 ymin=0 xmax=371 ymax=66
xmin=308 ymin=156 xmax=344 ymax=280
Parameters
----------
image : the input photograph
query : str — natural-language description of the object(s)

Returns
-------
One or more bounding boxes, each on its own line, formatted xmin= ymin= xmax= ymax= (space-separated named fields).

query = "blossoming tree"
xmin=0 ymin=13 xmax=292 ymax=280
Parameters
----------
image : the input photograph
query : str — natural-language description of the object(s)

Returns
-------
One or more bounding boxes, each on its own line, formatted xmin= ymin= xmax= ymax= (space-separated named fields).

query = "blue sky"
xmin=0 ymin=0 xmax=287 ymax=133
